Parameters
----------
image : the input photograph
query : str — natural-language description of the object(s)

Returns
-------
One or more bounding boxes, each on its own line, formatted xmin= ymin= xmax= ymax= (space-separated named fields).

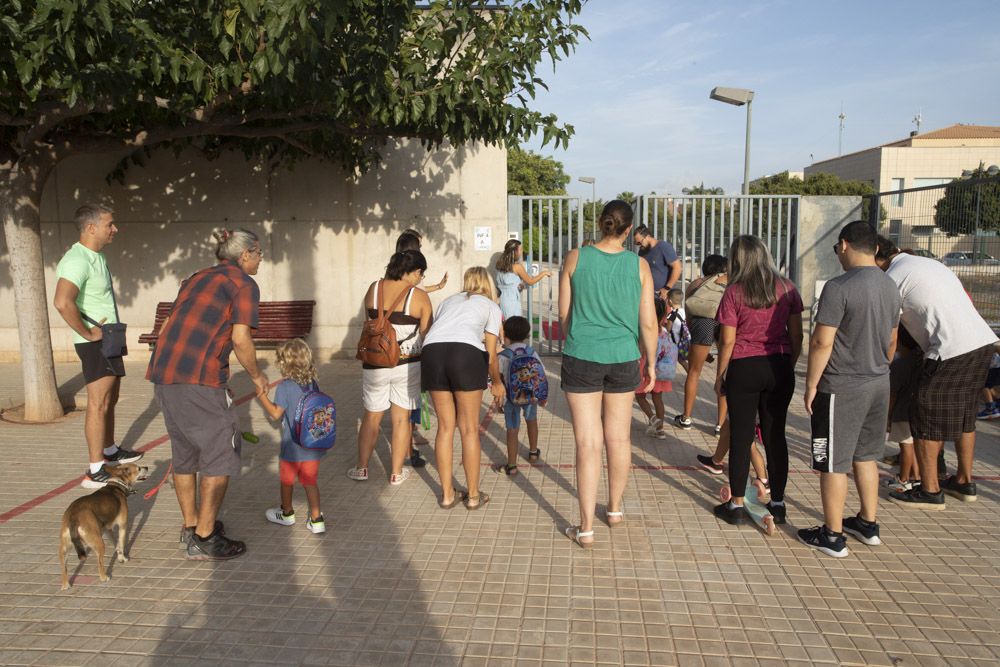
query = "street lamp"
xmin=709 ymin=86 xmax=754 ymax=195
xmin=578 ymin=176 xmax=596 ymax=240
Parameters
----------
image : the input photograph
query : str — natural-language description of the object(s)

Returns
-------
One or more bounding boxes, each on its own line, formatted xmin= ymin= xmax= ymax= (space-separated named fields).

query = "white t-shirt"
xmin=423 ymin=292 xmax=503 ymax=351
xmin=670 ymin=306 xmax=686 ymax=342
xmin=885 ymin=253 xmax=998 ymax=361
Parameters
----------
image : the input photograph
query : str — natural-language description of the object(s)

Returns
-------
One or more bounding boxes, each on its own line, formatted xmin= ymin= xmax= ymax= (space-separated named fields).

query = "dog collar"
xmin=106 ymin=479 xmax=136 ymax=496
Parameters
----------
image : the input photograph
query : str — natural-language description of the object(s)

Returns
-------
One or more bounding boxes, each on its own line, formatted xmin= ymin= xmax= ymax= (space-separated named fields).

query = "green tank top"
xmin=564 ymin=245 xmax=642 ymax=364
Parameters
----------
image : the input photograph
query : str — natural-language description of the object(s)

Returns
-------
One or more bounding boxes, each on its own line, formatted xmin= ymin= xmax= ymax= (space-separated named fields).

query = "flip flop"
xmin=491 ymin=463 xmax=519 ymax=476
xmin=462 ymin=492 xmax=490 ymax=510
xmin=527 ymin=448 xmax=542 ymax=462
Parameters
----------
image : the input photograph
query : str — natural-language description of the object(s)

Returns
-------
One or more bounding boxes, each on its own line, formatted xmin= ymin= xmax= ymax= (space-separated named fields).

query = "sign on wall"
xmin=474 ymin=226 xmax=492 ymax=251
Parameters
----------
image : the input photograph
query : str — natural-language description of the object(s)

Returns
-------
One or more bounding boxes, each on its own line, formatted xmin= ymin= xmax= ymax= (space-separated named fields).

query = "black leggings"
xmin=726 ymin=354 xmax=794 ymax=502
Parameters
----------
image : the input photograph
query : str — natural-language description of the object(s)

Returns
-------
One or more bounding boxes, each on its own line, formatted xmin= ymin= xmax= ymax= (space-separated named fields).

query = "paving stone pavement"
xmin=0 ymin=357 xmax=998 ymax=666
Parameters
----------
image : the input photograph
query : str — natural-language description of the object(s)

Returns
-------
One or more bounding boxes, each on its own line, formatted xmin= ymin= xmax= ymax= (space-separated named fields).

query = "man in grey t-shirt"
xmin=799 ymin=221 xmax=900 ymax=558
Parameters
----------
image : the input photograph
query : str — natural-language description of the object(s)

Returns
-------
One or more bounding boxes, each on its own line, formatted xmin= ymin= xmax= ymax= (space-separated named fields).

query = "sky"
xmin=522 ymin=0 xmax=1000 ymax=201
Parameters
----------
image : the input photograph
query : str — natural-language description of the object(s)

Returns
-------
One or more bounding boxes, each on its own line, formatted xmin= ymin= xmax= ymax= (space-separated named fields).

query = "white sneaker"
xmin=645 ymin=417 xmax=662 ymax=436
xmin=390 ymin=469 xmax=411 ymax=485
xmin=347 ymin=467 xmax=368 ymax=481
xmin=265 ymin=507 xmax=295 ymax=526
xmin=306 ymin=516 xmax=326 ymax=534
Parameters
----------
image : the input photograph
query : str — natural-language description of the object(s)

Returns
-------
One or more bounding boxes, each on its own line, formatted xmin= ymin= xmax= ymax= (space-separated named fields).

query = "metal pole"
xmin=743 ymin=99 xmax=752 ymax=196
xmin=591 ymin=181 xmax=596 ymax=239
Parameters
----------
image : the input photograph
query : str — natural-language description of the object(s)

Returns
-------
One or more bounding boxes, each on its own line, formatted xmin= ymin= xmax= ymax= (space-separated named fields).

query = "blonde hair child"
xmin=257 ymin=338 xmax=328 ymax=534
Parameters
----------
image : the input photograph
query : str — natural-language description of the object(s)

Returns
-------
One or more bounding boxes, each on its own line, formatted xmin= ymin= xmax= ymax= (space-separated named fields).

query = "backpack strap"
xmin=371 ymin=280 xmax=410 ymax=325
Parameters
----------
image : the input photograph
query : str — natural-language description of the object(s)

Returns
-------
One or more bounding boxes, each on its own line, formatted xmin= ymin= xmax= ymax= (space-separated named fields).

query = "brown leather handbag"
xmin=356 ymin=280 xmax=409 ymax=368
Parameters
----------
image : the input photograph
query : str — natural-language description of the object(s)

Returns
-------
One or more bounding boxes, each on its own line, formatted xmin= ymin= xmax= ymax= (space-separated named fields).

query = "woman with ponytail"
xmin=558 ymin=200 xmax=659 ymax=548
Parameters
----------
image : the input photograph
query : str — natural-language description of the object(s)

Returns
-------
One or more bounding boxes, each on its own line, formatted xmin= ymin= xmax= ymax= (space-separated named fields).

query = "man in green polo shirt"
xmin=54 ymin=204 xmax=143 ymax=488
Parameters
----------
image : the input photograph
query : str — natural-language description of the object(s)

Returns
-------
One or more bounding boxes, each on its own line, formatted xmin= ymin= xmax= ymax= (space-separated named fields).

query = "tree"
xmin=506 ymin=146 xmax=570 ymax=195
xmin=933 ymin=163 xmax=1000 ymax=234
xmin=681 ymin=183 xmax=724 ymax=195
xmin=1 ymin=1 xmax=586 ymax=420
xmin=751 ymin=171 xmax=885 ymax=221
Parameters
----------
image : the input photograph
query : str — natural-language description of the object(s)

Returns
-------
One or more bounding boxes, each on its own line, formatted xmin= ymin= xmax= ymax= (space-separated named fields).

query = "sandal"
xmin=491 ymin=463 xmax=519 ymax=476
xmin=527 ymin=448 xmax=541 ymax=462
xmin=462 ymin=492 xmax=490 ymax=510
xmin=565 ymin=525 xmax=594 ymax=549
xmin=438 ymin=494 xmax=461 ymax=510
xmin=606 ymin=507 xmax=624 ymax=527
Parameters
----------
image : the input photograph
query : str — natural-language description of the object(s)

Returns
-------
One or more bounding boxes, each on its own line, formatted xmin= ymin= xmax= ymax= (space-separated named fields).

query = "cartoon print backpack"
xmin=503 ymin=346 xmax=549 ymax=406
xmin=292 ymin=381 xmax=337 ymax=450
xmin=668 ymin=311 xmax=691 ymax=363
xmin=655 ymin=329 xmax=678 ymax=381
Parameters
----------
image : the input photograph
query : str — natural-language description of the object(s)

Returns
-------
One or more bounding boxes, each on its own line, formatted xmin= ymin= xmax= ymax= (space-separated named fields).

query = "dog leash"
xmin=143 ymin=463 xmax=172 ymax=500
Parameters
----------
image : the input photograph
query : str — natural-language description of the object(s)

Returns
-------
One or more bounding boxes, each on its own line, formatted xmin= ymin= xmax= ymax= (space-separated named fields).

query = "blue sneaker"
xmin=976 ymin=402 xmax=999 ymax=420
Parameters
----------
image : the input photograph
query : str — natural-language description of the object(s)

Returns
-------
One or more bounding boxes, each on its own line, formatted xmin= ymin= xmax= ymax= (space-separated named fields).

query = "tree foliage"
xmin=933 ymin=164 xmax=1000 ymax=234
xmin=0 ymin=0 xmax=587 ymax=421
xmin=681 ymin=183 xmax=724 ymax=195
xmin=506 ymin=146 xmax=570 ymax=195
xmin=750 ymin=171 xmax=873 ymax=196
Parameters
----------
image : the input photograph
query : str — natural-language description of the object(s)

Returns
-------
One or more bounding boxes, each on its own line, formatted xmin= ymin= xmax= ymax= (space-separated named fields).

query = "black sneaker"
xmin=186 ymin=531 xmax=246 ymax=561
xmin=940 ymin=475 xmax=977 ymax=502
xmin=798 ymin=525 xmax=848 ymax=558
xmin=713 ymin=501 xmax=744 ymax=525
xmin=179 ymin=521 xmax=226 ymax=549
xmin=81 ymin=466 xmax=112 ymax=489
xmin=673 ymin=414 xmax=693 ymax=430
xmin=888 ymin=487 xmax=946 ymax=510
xmin=104 ymin=447 xmax=144 ymax=465
xmin=696 ymin=454 xmax=724 ymax=475
xmin=842 ymin=515 xmax=882 ymax=545
xmin=407 ymin=452 xmax=428 ymax=468
xmin=765 ymin=502 xmax=787 ymax=525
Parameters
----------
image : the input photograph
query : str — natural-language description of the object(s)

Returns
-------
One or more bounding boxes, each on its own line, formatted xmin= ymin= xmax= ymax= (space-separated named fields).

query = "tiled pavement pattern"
xmin=1 ymin=357 xmax=999 ymax=666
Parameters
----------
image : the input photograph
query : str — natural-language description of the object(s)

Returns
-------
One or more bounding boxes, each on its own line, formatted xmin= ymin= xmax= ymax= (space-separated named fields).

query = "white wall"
xmin=0 ymin=140 xmax=507 ymax=360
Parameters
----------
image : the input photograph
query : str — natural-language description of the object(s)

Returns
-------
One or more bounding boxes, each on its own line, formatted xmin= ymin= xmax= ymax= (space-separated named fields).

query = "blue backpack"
xmin=292 ymin=381 xmax=337 ymax=450
xmin=504 ymin=346 xmax=549 ymax=406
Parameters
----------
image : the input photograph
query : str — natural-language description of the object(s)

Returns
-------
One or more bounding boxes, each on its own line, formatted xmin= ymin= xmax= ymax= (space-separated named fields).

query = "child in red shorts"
xmin=635 ymin=299 xmax=676 ymax=439
xmin=257 ymin=338 xmax=327 ymax=534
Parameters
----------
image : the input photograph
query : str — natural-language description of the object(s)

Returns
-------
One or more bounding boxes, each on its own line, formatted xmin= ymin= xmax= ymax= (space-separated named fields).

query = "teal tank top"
xmin=563 ymin=246 xmax=642 ymax=364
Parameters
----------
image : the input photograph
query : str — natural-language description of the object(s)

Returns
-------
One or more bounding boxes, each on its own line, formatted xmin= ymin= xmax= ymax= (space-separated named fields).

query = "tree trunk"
xmin=1 ymin=159 xmax=63 ymax=421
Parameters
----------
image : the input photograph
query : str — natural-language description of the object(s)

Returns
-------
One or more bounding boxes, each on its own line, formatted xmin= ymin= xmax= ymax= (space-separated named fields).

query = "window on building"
xmin=891 ymin=178 xmax=905 ymax=206
xmin=913 ymin=177 xmax=952 ymax=189
xmin=888 ymin=219 xmax=902 ymax=245
xmin=911 ymin=225 xmax=935 ymax=236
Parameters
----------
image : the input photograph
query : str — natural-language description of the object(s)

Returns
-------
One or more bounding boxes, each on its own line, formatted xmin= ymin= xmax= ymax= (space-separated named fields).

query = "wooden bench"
xmin=139 ymin=300 xmax=316 ymax=347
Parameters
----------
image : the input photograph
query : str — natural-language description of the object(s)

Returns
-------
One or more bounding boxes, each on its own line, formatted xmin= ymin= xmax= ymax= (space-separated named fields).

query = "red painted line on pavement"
xmin=478 ymin=404 xmax=497 ymax=434
xmin=0 ymin=383 xmax=274 ymax=525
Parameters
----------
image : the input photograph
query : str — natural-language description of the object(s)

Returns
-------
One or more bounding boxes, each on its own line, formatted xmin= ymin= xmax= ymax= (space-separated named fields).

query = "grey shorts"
xmin=154 ymin=384 xmax=242 ymax=477
xmin=810 ymin=375 xmax=890 ymax=474
xmin=561 ymin=355 xmax=641 ymax=394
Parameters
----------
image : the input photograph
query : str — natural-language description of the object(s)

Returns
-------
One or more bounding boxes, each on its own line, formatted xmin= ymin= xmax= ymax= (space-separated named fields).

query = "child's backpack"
xmin=292 ymin=381 xmax=337 ymax=450
xmin=655 ymin=329 xmax=677 ymax=381
xmin=503 ymin=346 xmax=549 ymax=406
xmin=668 ymin=311 xmax=691 ymax=363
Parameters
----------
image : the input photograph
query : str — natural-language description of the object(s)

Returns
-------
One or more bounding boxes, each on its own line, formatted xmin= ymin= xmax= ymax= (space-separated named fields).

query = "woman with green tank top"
xmin=558 ymin=200 xmax=659 ymax=548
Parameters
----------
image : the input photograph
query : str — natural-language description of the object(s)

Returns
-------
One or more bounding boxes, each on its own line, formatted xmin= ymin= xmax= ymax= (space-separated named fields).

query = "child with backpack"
xmin=666 ymin=288 xmax=690 ymax=373
xmin=492 ymin=316 xmax=549 ymax=475
xmin=257 ymin=338 xmax=336 ymax=534
xmin=636 ymin=299 xmax=677 ymax=439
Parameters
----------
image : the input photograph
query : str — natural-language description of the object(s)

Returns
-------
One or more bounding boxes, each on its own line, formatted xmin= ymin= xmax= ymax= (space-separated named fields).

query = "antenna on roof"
xmin=838 ymin=103 xmax=846 ymax=156
xmin=912 ymin=110 xmax=922 ymax=135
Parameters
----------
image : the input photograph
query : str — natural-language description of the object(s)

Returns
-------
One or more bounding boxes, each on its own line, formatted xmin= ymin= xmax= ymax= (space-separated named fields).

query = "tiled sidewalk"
xmin=0 ymin=357 xmax=998 ymax=666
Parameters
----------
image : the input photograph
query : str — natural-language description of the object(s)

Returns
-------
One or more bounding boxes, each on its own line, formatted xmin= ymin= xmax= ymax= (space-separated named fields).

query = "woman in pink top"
xmin=713 ymin=235 xmax=803 ymax=526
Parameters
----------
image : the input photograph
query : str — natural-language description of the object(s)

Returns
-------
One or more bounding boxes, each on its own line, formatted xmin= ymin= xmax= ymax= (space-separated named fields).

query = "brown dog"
xmin=59 ymin=462 xmax=149 ymax=589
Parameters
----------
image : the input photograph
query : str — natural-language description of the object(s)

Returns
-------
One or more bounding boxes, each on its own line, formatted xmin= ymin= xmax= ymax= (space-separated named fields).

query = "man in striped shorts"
xmin=800 ymin=221 xmax=901 ymax=558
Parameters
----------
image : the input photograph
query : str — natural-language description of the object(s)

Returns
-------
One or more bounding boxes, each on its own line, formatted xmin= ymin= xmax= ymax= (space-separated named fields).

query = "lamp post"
xmin=578 ymin=176 xmax=596 ymax=240
xmin=709 ymin=86 xmax=754 ymax=195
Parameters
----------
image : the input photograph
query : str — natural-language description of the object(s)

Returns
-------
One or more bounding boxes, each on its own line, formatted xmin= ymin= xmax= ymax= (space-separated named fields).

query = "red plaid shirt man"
xmin=147 ymin=261 xmax=259 ymax=387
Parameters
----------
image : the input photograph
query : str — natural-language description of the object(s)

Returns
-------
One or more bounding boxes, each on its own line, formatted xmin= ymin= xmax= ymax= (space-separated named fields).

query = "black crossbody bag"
xmin=81 ymin=265 xmax=127 ymax=359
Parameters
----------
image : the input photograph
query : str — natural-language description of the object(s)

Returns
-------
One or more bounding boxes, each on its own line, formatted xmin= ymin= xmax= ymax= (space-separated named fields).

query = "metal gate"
xmin=864 ymin=174 xmax=1000 ymax=331
xmin=506 ymin=194 xmax=801 ymax=354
